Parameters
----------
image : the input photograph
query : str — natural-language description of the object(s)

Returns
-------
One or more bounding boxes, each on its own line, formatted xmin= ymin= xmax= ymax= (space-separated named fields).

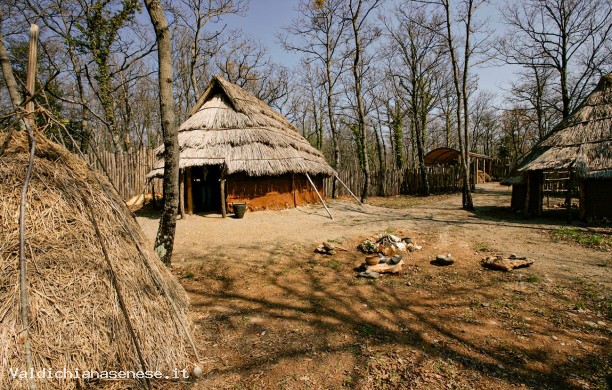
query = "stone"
xmin=481 ymin=302 xmax=491 ymax=308
xmin=388 ymin=254 xmax=403 ymax=265
xmin=432 ymin=254 xmax=455 ymax=266
xmin=585 ymin=321 xmax=598 ymax=328
xmin=596 ymin=321 xmax=606 ymax=326
xmin=551 ymin=336 xmax=558 ymax=340
xmin=358 ymin=270 xmax=380 ymax=279
xmin=481 ymin=255 xmax=533 ymax=271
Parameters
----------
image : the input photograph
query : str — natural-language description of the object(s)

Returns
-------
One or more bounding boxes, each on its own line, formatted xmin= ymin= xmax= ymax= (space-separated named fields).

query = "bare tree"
xmin=346 ymin=0 xmax=382 ymax=202
xmin=424 ymin=0 xmax=489 ymax=210
xmin=216 ymin=31 xmax=289 ymax=107
xmin=508 ymin=65 xmax=559 ymax=141
xmin=385 ymin=8 xmax=445 ymax=195
xmin=469 ymin=90 xmax=499 ymax=155
xmin=281 ymin=0 xmax=349 ymax=197
xmin=171 ymin=0 xmax=247 ymax=107
xmin=143 ymin=0 xmax=179 ymax=265
xmin=499 ymin=0 xmax=612 ymax=118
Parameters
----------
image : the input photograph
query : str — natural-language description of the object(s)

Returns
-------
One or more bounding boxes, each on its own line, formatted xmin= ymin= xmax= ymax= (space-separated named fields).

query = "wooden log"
xmin=185 ymin=167 xmax=193 ymax=214
xmin=179 ymin=169 xmax=185 ymax=218
xmin=220 ymin=178 xmax=226 ymax=218
xmin=335 ymin=174 xmax=362 ymax=205
xmin=305 ymin=173 xmax=333 ymax=220
xmin=366 ymin=259 xmax=404 ymax=274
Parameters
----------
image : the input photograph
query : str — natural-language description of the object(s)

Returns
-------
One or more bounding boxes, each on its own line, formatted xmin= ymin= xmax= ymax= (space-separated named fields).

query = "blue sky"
xmin=222 ymin=0 xmax=520 ymax=100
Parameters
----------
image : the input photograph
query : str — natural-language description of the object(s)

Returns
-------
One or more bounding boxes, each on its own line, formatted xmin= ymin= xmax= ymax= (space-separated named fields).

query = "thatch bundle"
xmin=515 ymin=74 xmax=612 ymax=179
xmin=1 ymin=131 xmax=195 ymax=389
xmin=147 ymin=75 xmax=336 ymax=178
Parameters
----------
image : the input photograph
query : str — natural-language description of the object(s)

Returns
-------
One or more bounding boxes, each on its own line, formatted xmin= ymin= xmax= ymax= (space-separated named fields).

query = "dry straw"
xmin=507 ymin=74 xmax=612 ymax=183
xmin=1 ymin=131 xmax=196 ymax=389
xmin=147 ymin=75 xmax=336 ymax=178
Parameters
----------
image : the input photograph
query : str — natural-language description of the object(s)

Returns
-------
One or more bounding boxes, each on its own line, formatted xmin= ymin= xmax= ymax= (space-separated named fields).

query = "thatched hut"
xmin=0 ymin=132 xmax=196 ymax=389
xmin=505 ymin=74 xmax=612 ymax=219
xmin=147 ymin=75 xmax=336 ymax=214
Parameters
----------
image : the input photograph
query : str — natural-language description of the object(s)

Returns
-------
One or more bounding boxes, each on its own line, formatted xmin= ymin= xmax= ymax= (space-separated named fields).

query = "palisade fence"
xmin=81 ymin=148 xmax=511 ymax=202
xmin=82 ymin=147 xmax=161 ymax=201
xmin=323 ymin=166 xmax=462 ymax=198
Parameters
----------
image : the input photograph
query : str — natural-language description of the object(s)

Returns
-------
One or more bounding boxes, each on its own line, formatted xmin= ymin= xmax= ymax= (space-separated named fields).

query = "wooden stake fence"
xmin=82 ymin=147 xmax=161 ymax=201
xmin=324 ymin=166 xmax=461 ymax=198
xmin=81 ymin=149 xmax=511 ymax=202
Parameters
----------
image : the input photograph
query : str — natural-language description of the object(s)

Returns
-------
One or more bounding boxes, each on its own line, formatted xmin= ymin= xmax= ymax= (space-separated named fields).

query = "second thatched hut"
xmin=505 ymin=74 xmax=612 ymax=220
xmin=148 ymin=76 xmax=336 ymax=215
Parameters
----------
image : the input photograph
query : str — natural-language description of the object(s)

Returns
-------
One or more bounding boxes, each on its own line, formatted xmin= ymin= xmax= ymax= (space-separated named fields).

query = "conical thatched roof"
xmin=514 ymin=74 xmax=612 ymax=179
xmin=147 ymin=75 xmax=336 ymax=178
xmin=1 ymin=132 xmax=196 ymax=389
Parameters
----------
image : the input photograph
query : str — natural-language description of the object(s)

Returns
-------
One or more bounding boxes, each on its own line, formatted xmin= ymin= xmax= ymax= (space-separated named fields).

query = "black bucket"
xmin=233 ymin=203 xmax=247 ymax=219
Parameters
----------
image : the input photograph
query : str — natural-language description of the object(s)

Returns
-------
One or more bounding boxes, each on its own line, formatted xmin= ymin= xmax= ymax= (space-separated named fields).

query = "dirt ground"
xmin=137 ymin=183 xmax=611 ymax=389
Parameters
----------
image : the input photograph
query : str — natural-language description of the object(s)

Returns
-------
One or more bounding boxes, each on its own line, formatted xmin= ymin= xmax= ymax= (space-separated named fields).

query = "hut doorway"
xmin=190 ymin=166 xmax=222 ymax=213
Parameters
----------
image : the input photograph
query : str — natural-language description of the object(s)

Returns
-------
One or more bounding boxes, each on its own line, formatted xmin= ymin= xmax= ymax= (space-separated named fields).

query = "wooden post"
xmin=305 ymin=173 xmax=333 ymax=220
xmin=179 ymin=169 xmax=185 ymax=218
xmin=185 ymin=167 xmax=193 ymax=214
xmin=566 ymin=168 xmax=574 ymax=223
xmin=292 ymin=174 xmax=297 ymax=207
xmin=220 ymin=178 xmax=226 ymax=218
xmin=26 ymin=25 xmax=38 ymax=129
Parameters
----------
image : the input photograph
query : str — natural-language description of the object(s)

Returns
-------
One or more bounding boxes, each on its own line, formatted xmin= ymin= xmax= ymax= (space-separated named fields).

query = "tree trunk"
xmin=144 ymin=0 xmax=179 ymax=266
xmin=460 ymin=0 xmax=474 ymax=210
xmin=0 ymin=28 xmax=24 ymax=109
xmin=350 ymin=0 xmax=370 ymax=203
xmin=442 ymin=0 xmax=473 ymax=210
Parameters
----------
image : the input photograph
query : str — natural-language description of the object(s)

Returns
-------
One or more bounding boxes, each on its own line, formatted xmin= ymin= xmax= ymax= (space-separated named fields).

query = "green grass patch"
xmin=366 ymin=193 xmax=457 ymax=209
xmin=526 ymin=274 xmax=539 ymax=283
xmin=474 ymin=242 xmax=493 ymax=252
xmin=324 ymin=259 xmax=343 ymax=270
xmin=551 ymin=227 xmax=612 ymax=250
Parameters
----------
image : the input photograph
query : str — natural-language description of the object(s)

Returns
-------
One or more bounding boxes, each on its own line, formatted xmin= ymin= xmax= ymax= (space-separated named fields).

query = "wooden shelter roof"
xmin=424 ymin=147 xmax=491 ymax=166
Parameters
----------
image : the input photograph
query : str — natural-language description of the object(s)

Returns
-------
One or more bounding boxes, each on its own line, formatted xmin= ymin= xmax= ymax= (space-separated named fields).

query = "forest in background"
xmin=0 ymin=0 xmax=610 ymax=196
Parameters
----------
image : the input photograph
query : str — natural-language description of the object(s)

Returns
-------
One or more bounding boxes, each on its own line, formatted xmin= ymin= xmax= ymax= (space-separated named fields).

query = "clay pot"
xmin=365 ymin=255 xmax=380 ymax=266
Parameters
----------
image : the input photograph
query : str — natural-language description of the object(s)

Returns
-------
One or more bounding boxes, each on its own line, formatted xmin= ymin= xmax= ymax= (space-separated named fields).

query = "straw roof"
xmin=147 ymin=75 xmax=336 ymax=178
xmin=514 ymin=74 xmax=612 ymax=179
xmin=1 ymin=131 xmax=195 ymax=389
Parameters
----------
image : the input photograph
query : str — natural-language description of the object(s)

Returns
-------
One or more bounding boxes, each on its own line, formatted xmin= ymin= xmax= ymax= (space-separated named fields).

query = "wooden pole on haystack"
xmin=25 ymin=26 xmax=38 ymax=129
xmin=305 ymin=173 xmax=333 ymax=220
xmin=18 ymin=24 xmax=39 ymax=390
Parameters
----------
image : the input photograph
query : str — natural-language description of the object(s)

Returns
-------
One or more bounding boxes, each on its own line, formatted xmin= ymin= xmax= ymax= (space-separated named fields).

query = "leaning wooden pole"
xmin=334 ymin=174 xmax=362 ymax=205
xmin=17 ymin=24 xmax=39 ymax=390
xmin=305 ymin=173 xmax=333 ymax=220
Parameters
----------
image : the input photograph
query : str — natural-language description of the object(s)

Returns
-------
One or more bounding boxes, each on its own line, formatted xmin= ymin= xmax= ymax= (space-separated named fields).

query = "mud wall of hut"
xmin=226 ymin=174 xmax=323 ymax=211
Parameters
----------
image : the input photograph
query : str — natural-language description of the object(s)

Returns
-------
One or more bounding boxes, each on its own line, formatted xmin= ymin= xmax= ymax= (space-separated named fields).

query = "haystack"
xmin=505 ymin=74 xmax=612 ymax=219
xmin=147 ymin=75 xmax=336 ymax=214
xmin=0 ymin=131 xmax=196 ymax=389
